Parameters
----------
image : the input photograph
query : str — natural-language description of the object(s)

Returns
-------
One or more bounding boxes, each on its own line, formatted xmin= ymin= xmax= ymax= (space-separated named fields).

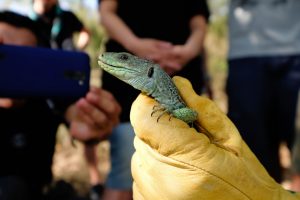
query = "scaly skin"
xmin=98 ymin=52 xmax=197 ymax=124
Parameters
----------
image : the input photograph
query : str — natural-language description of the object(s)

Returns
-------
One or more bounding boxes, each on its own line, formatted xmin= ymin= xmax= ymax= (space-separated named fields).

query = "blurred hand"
xmin=67 ymin=87 xmax=121 ymax=143
xmin=0 ymin=98 xmax=14 ymax=108
xmin=291 ymin=175 xmax=300 ymax=192
xmin=128 ymin=37 xmax=182 ymax=75
xmin=128 ymin=37 xmax=203 ymax=76
xmin=0 ymin=98 xmax=26 ymax=108
xmin=172 ymin=44 xmax=197 ymax=66
xmin=129 ymin=38 xmax=173 ymax=61
xmin=160 ymin=44 xmax=200 ymax=75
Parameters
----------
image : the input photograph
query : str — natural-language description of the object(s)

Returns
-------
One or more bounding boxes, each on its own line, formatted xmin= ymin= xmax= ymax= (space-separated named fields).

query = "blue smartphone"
xmin=0 ymin=44 xmax=90 ymax=98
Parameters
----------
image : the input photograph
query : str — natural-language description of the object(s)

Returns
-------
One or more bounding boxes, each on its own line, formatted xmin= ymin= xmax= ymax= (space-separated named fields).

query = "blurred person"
xmin=291 ymin=91 xmax=300 ymax=192
xmin=30 ymin=0 xmax=90 ymax=50
xmin=31 ymin=1 xmax=100 ymax=197
xmin=291 ymin=129 xmax=300 ymax=191
xmin=0 ymin=11 xmax=121 ymax=200
xmin=226 ymin=0 xmax=300 ymax=182
xmin=98 ymin=1 xmax=210 ymax=199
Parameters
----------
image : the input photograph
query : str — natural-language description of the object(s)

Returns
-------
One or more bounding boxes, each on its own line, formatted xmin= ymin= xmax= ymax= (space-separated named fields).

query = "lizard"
xmin=97 ymin=52 xmax=241 ymax=154
xmin=97 ymin=52 xmax=198 ymax=124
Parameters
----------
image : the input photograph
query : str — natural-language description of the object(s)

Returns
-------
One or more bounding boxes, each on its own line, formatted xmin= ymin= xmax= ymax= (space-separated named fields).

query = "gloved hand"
xmin=130 ymin=76 xmax=300 ymax=200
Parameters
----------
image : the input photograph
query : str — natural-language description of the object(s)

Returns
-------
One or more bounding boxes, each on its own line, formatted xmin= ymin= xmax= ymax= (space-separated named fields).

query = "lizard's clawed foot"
xmin=151 ymin=105 xmax=165 ymax=117
xmin=156 ymin=110 xmax=169 ymax=122
xmin=151 ymin=105 xmax=170 ymax=122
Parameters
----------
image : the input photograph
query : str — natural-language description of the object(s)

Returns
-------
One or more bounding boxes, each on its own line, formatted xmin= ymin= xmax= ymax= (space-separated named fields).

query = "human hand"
xmin=291 ymin=174 xmax=300 ymax=192
xmin=0 ymin=98 xmax=15 ymax=108
xmin=129 ymin=38 xmax=173 ymax=62
xmin=162 ymin=44 xmax=200 ymax=75
xmin=128 ymin=37 xmax=185 ymax=75
xmin=157 ymin=44 xmax=201 ymax=75
xmin=130 ymin=76 xmax=300 ymax=200
xmin=172 ymin=44 xmax=198 ymax=65
xmin=0 ymin=98 xmax=26 ymax=108
xmin=67 ymin=87 xmax=121 ymax=144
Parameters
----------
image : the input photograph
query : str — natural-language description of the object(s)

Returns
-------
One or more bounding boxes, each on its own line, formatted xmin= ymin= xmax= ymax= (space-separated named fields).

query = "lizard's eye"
xmin=119 ymin=54 xmax=129 ymax=60
xmin=147 ymin=67 xmax=154 ymax=78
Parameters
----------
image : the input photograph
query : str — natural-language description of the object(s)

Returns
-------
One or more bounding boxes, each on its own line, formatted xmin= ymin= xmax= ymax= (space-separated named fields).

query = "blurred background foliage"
xmin=206 ymin=0 xmax=229 ymax=111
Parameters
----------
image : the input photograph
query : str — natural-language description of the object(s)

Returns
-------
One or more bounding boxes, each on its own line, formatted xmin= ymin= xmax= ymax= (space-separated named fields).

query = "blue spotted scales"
xmin=98 ymin=52 xmax=198 ymax=124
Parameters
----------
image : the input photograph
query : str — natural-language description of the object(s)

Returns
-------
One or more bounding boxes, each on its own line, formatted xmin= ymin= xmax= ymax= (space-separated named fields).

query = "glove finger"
xmin=132 ymin=141 xmax=167 ymax=200
xmin=130 ymin=94 xmax=211 ymax=156
xmin=173 ymin=76 xmax=242 ymax=155
xmin=133 ymin=182 xmax=145 ymax=200
xmin=131 ymin=136 xmax=198 ymax=200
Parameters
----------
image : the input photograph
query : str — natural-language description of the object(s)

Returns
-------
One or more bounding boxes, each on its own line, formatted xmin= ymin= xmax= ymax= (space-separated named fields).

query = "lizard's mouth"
xmin=98 ymin=59 xmax=119 ymax=69
xmin=98 ymin=59 xmax=138 ymax=76
xmin=98 ymin=60 xmax=114 ymax=68
xmin=98 ymin=57 xmax=138 ymax=70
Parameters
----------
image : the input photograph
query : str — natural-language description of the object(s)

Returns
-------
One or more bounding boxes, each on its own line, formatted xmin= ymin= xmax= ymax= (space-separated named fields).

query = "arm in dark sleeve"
xmin=65 ymin=11 xmax=84 ymax=32
xmin=189 ymin=0 xmax=210 ymax=22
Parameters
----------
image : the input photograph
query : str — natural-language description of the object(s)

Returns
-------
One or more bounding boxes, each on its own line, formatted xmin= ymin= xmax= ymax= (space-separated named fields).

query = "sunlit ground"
xmin=52 ymin=124 xmax=110 ymax=196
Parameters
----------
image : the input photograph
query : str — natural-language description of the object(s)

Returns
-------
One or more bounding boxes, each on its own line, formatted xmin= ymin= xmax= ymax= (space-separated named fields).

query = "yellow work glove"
xmin=130 ymin=76 xmax=300 ymax=200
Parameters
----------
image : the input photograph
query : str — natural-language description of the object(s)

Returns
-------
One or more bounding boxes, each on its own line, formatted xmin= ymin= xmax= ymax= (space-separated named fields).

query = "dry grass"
xmin=52 ymin=124 xmax=110 ymax=196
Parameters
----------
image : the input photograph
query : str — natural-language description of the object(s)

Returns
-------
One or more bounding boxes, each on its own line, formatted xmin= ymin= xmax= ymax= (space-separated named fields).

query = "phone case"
xmin=0 ymin=44 xmax=90 ymax=98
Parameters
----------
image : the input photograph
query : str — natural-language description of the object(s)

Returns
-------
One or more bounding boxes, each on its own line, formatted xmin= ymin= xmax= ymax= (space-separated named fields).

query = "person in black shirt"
xmin=30 ymin=0 xmax=90 ymax=50
xmin=0 ymin=11 xmax=121 ymax=200
xmin=100 ymin=0 xmax=210 ymax=122
xmin=98 ymin=0 xmax=210 ymax=199
xmin=31 ymin=2 xmax=99 ymax=198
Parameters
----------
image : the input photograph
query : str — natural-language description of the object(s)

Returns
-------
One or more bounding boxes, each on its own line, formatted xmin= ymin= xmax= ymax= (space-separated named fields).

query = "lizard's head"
xmin=98 ymin=52 xmax=162 ymax=92
xmin=98 ymin=52 xmax=153 ymax=72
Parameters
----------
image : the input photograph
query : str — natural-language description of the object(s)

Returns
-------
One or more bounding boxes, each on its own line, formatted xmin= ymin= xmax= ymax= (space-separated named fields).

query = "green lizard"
xmin=97 ymin=52 xmax=241 ymax=154
xmin=98 ymin=52 xmax=198 ymax=124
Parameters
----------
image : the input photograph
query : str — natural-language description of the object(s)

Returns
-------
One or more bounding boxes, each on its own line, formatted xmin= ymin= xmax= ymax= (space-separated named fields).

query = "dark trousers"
xmin=226 ymin=55 xmax=300 ymax=182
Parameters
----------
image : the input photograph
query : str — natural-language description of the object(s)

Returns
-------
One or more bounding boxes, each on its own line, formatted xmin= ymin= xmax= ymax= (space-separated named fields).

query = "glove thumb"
xmin=173 ymin=76 xmax=243 ymax=155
